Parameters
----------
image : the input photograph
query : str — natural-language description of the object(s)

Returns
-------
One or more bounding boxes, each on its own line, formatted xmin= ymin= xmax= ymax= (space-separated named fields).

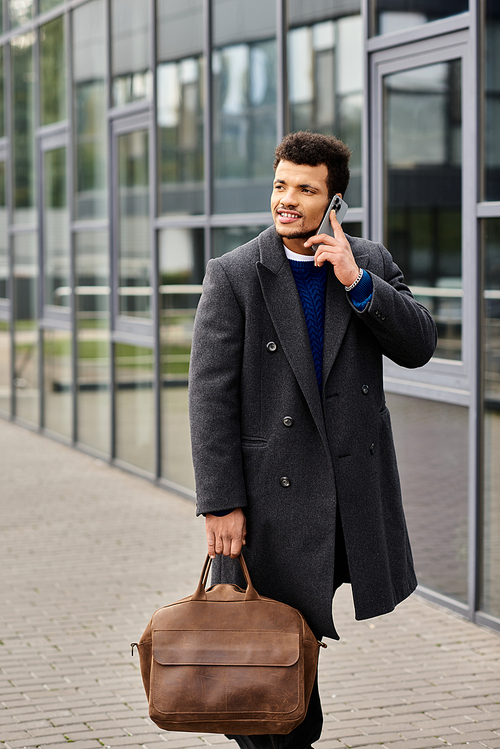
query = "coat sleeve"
xmin=188 ymin=258 xmax=248 ymax=516
xmin=349 ymin=243 xmax=438 ymax=368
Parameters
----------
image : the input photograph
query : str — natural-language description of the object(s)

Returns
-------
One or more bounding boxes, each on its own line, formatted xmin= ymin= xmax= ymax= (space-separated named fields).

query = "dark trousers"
xmin=226 ymin=673 xmax=323 ymax=749
xmin=227 ymin=508 xmax=350 ymax=749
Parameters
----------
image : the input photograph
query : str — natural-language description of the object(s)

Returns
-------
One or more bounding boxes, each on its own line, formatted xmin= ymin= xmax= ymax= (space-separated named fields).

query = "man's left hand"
xmin=304 ymin=210 xmax=359 ymax=287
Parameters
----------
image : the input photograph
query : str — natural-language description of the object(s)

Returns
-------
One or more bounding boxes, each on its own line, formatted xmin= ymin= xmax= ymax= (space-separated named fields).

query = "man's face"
xmin=271 ymin=160 xmax=330 ymax=247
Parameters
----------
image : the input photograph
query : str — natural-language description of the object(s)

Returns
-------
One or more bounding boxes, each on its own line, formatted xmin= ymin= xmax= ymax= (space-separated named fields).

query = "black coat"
xmin=189 ymin=226 xmax=437 ymax=639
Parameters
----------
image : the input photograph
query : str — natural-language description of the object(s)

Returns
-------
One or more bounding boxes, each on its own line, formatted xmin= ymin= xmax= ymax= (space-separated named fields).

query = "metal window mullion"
xmin=203 ymin=0 xmax=212 ymax=264
xmin=105 ymin=0 xmax=117 ymax=461
xmin=276 ymin=0 xmax=287 ymax=142
xmin=34 ymin=22 xmax=45 ymax=430
xmin=5 ymin=41 xmax=15 ymax=418
xmin=150 ymin=0 xmax=161 ymax=479
xmin=66 ymin=6 xmax=77 ymax=444
xmin=361 ymin=0 xmax=370 ymax=238
xmin=468 ymin=0 xmax=482 ymax=622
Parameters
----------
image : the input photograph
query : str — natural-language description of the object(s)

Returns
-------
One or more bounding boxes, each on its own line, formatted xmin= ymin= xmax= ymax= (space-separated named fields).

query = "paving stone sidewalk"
xmin=1 ymin=419 xmax=499 ymax=749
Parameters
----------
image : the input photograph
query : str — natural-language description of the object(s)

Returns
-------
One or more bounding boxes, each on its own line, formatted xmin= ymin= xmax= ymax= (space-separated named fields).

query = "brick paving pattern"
xmin=0 ymin=419 xmax=499 ymax=749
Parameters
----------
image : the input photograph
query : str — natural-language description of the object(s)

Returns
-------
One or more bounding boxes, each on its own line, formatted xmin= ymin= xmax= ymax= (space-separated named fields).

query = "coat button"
xmin=370 ymin=443 xmax=375 ymax=454
xmin=279 ymin=476 xmax=291 ymax=488
xmin=266 ymin=341 xmax=277 ymax=352
xmin=283 ymin=416 xmax=294 ymax=427
xmin=362 ymin=384 xmax=369 ymax=394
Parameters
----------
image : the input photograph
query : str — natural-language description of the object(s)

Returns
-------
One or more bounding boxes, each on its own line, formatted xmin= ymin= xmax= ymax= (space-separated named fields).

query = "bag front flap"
xmin=152 ymin=629 xmax=300 ymax=667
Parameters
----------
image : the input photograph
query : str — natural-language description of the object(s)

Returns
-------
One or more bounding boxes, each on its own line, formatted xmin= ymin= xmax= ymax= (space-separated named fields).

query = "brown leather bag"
xmin=132 ymin=554 xmax=325 ymax=735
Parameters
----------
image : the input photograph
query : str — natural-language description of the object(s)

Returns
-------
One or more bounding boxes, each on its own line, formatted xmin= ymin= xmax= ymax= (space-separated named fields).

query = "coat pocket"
xmin=241 ymin=436 xmax=268 ymax=448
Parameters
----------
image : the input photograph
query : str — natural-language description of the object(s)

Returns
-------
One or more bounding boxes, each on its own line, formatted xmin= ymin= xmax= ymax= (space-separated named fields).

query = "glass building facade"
xmin=0 ymin=0 xmax=498 ymax=631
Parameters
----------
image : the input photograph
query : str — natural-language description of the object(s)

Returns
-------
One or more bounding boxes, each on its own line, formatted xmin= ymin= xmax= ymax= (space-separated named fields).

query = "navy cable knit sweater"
xmin=289 ymin=259 xmax=327 ymax=389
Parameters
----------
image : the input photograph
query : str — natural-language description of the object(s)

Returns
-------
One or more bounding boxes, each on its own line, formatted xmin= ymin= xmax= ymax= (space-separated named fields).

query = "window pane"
xmin=111 ymin=0 xmax=152 ymax=107
xmin=384 ymin=60 xmax=462 ymax=361
xmin=40 ymin=0 xmax=64 ymax=12
xmin=0 ymin=320 xmax=10 ymax=416
xmin=9 ymin=0 xmax=34 ymax=28
xmin=0 ymin=47 xmax=5 ymax=138
xmin=157 ymin=0 xmax=204 ymax=217
xmin=115 ymin=343 xmax=154 ymax=473
xmin=43 ymin=328 xmax=72 ymax=440
xmin=11 ymin=32 xmax=36 ymax=225
xmin=43 ymin=147 xmax=69 ymax=309
xmin=485 ymin=0 xmax=500 ymax=201
xmin=374 ymin=0 xmax=468 ymax=36
xmin=40 ymin=16 xmax=66 ymax=126
xmin=213 ymin=0 xmax=277 ymax=214
xmin=388 ymin=393 xmax=469 ymax=604
xmin=0 ymin=162 xmax=7 ymax=299
xmin=482 ymin=218 xmax=500 ymax=618
xmin=287 ymin=3 xmax=363 ymax=207
xmin=159 ymin=227 xmax=204 ymax=489
xmin=117 ymin=129 xmax=151 ymax=318
xmin=75 ymin=232 xmax=110 ymax=456
xmin=13 ymin=233 xmax=39 ymax=425
xmin=73 ymin=0 xmax=107 ymax=220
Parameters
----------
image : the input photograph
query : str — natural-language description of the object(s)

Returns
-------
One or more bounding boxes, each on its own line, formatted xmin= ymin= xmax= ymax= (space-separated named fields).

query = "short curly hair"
xmin=273 ymin=131 xmax=351 ymax=198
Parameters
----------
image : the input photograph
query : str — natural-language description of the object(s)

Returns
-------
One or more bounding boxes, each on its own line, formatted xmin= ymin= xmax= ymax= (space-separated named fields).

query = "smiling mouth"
xmin=276 ymin=209 xmax=302 ymax=223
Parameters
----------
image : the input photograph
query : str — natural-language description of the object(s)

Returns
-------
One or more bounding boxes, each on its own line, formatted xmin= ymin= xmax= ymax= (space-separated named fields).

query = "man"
xmin=188 ymin=131 xmax=437 ymax=749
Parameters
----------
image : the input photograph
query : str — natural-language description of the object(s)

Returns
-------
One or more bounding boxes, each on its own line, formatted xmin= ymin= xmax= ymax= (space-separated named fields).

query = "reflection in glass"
xmin=342 ymin=221 xmax=362 ymax=240
xmin=287 ymin=6 xmax=363 ymax=207
xmin=0 ymin=320 xmax=10 ymax=415
xmin=213 ymin=0 xmax=277 ymax=214
xmin=0 ymin=48 xmax=5 ymax=137
xmin=9 ymin=0 xmax=34 ymax=28
xmin=11 ymin=32 xmax=36 ymax=225
xmin=388 ymin=393 xmax=468 ymax=604
xmin=157 ymin=0 xmax=204 ymax=216
xmin=43 ymin=147 xmax=69 ymax=309
xmin=13 ymin=233 xmax=38 ymax=425
xmin=159 ymin=227 xmax=204 ymax=489
xmin=485 ymin=0 xmax=500 ymax=201
xmin=111 ymin=0 xmax=152 ymax=107
xmin=482 ymin=219 xmax=500 ymax=618
xmin=73 ymin=0 xmax=107 ymax=220
xmin=40 ymin=16 xmax=66 ymax=125
xmin=212 ymin=225 xmax=268 ymax=258
xmin=43 ymin=329 xmax=72 ymax=440
xmin=75 ymin=232 xmax=110 ymax=456
xmin=117 ymin=130 xmax=151 ymax=318
xmin=40 ymin=0 xmax=64 ymax=11
xmin=374 ymin=0 xmax=468 ymax=36
xmin=384 ymin=60 xmax=462 ymax=360
xmin=0 ymin=162 xmax=7 ymax=298
xmin=115 ymin=343 xmax=154 ymax=473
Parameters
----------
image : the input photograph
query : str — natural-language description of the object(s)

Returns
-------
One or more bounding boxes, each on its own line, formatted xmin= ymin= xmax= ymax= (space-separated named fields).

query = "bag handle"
xmin=192 ymin=554 xmax=260 ymax=601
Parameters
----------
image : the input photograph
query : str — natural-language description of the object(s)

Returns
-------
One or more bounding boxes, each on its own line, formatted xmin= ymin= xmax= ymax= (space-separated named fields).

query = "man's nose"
xmin=282 ymin=189 xmax=298 ymax=206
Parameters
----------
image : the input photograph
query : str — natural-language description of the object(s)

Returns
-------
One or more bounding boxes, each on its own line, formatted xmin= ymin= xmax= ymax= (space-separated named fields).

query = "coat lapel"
xmin=255 ymin=228 xmax=371 ymax=444
xmin=321 ymin=267 xmax=352 ymax=390
xmin=256 ymin=229 xmax=327 ymax=445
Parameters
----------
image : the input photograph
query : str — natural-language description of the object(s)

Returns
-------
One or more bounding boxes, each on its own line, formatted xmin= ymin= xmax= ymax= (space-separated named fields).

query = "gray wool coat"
xmin=188 ymin=226 xmax=437 ymax=640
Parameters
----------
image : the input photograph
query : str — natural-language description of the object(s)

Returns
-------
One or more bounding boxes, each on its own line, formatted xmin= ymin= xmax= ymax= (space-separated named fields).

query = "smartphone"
xmin=312 ymin=194 xmax=348 ymax=252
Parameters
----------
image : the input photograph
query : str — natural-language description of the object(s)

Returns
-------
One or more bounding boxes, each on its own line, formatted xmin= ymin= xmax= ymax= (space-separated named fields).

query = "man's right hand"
xmin=205 ymin=508 xmax=247 ymax=560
